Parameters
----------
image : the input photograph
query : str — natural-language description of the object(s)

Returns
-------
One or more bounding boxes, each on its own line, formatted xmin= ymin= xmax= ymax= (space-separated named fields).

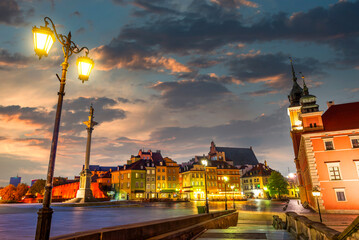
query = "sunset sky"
xmin=1 ymin=0 xmax=359 ymax=186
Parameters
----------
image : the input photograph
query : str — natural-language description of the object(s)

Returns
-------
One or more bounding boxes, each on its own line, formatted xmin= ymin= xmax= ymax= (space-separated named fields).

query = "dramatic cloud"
xmin=110 ymin=0 xmax=359 ymax=66
xmin=210 ymin=0 xmax=258 ymax=9
xmin=92 ymin=45 xmax=191 ymax=73
xmin=151 ymin=80 xmax=235 ymax=109
xmin=0 ymin=0 xmax=26 ymax=26
xmin=228 ymin=52 xmax=322 ymax=89
xmin=0 ymin=49 xmax=31 ymax=69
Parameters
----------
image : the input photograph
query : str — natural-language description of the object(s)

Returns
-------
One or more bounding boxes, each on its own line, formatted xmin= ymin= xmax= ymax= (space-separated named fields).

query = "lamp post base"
xmin=35 ymin=207 xmax=54 ymax=240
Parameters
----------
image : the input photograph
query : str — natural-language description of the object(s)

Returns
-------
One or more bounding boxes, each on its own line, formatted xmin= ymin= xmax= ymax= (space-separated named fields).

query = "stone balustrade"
xmin=51 ymin=210 xmax=238 ymax=240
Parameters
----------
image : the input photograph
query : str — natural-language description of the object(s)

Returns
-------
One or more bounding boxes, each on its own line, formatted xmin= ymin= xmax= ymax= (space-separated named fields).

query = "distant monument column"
xmin=66 ymin=105 xmax=98 ymax=203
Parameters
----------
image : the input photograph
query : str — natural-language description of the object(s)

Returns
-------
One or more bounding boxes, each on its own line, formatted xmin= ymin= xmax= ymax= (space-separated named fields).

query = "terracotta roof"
xmin=322 ymin=102 xmax=359 ymax=131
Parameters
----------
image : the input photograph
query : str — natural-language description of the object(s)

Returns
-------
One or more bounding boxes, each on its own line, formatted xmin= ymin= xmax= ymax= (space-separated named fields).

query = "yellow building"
xmin=180 ymin=156 xmax=240 ymax=200
xmin=241 ymin=162 xmax=272 ymax=198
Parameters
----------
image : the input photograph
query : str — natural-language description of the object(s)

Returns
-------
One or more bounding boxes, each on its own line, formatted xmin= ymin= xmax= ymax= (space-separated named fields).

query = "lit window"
xmin=334 ymin=189 xmax=346 ymax=202
xmin=162 ymin=183 xmax=165 ymax=188
xmin=326 ymin=162 xmax=342 ymax=180
xmin=324 ymin=140 xmax=334 ymax=150
xmin=127 ymin=173 xmax=130 ymax=179
xmin=351 ymin=139 xmax=359 ymax=148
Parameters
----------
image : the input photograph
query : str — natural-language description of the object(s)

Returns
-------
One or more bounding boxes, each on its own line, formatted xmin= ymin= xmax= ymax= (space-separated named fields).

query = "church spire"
xmin=299 ymin=72 xmax=309 ymax=96
xmin=288 ymin=57 xmax=303 ymax=107
xmin=290 ymin=57 xmax=297 ymax=82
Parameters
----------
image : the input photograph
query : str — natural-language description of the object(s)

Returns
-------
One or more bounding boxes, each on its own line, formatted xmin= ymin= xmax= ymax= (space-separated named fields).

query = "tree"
xmin=267 ymin=171 xmax=289 ymax=199
xmin=0 ymin=184 xmax=17 ymax=201
xmin=29 ymin=179 xmax=46 ymax=195
xmin=14 ymin=184 xmax=29 ymax=201
xmin=0 ymin=184 xmax=29 ymax=202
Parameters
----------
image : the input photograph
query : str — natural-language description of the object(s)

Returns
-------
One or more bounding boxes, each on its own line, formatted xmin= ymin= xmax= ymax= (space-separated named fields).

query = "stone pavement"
xmin=197 ymin=219 xmax=295 ymax=240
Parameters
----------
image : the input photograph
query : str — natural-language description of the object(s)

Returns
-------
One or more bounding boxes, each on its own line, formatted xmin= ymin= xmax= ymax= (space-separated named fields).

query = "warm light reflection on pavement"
xmin=0 ymin=199 xmax=305 ymax=239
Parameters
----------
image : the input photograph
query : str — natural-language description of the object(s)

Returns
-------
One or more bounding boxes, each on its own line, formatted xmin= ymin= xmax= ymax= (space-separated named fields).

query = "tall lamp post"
xmin=312 ymin=188 xmax=322 ymax=223
xmin=201 ymin=158 xmax=209 ymax=213
xmin=224 ymin=176 xmax=228 ymax=210
xmin=231 ymin=185 xmax=235 ymax=209
xmin=32 ymin=17 xmax=94 ymax=240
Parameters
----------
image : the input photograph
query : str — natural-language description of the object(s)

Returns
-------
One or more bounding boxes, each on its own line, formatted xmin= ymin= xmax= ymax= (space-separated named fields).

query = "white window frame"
xmin=326 ymin=162 xmax=342 ymax=180
xmin=323 ymin=138 xmax=335 ymax=150
xmin=349 ymin=136 xmax=359 ymax=149
xmin=354 ymin=160 xmax=359 ymax=177
xmin=334 ymin=188 xmax=347 ymax=202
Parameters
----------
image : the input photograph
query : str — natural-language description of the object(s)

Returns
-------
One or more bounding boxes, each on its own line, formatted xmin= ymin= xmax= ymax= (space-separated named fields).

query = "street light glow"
xmin=77 ymin=56 xmax=95 ymax=83
xmin=32 ymin=26 xmax=55 ymax=59
xmin=312 ymin=191 xmax=320 ymax=197
xmin=201 ymin=159 xmax=208 ymax=167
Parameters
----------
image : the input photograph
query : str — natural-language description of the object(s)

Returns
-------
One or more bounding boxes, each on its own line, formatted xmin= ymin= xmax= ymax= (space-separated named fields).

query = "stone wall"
xmin=285 ymin=212 xmax=340 ymax=240
xmin=337 ymin=216 xmax=359 ymax=240
xmin=51 ymin=210 xmax=238 ymax=240
xmin=273 ymin=213 xmax=359 ymax=240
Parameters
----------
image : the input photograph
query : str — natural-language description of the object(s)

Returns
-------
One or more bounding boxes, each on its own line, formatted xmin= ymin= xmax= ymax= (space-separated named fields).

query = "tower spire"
xmin=290 ymin=57 xmax=297 ymax=82
xmin=299 ymin=72 xmax=309 ymax=96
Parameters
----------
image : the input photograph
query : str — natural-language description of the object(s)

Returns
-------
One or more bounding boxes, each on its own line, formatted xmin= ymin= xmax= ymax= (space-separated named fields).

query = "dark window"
xmin=336 ymin=191 xmax=346 ymax=201
xmin=310 ymin=123 xmax=313 ymax=128
xmin=325 ymin=141 xmax=334 ymax=150
xmin=314 ymin=123 xmax=317 ymax=127
xmin=352 ymin=139 xmax=359 ymax=148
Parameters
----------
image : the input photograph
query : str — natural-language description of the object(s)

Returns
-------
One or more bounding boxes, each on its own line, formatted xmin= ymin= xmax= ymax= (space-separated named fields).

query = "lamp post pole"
xmin=312 ymin=188 xmax=322 ymax=223
xmin=224 ymin=176 xmax=228 ymax=210
xmin=203 ymin=163 xmax=209 ymax=213
xmin=316 ymin=196 xmax=322 ymax=223
xmin=231 ymin=185 xmax=235 ymax=209
xmin=224 ymin=182 xmax=227 ymax=210
xmin=35 ymin=33 xmax=70 ymax=240
xmin=33 ymin=17 xmax=92 ymax=240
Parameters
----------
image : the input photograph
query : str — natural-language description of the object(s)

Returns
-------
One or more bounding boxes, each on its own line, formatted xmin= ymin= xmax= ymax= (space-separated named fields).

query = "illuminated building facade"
xmin=288 ymin=62 xmax=359 ymax=213
xmin=241 ymin=162 xmax=272 ymax=198
xmin=112 ymin=150 xmax=179 ymax=200
xmin=180 ymin=156 xmax=240 ymax=200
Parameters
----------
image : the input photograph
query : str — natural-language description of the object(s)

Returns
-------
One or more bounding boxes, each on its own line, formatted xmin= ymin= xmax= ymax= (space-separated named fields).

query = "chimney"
xmin=250 ymin=146 xmax=252 ymax=150
xmin=264 ymin=160 xmax=267 ymax=167
xmin=124 ymin=165 xmax=126 ymax=170
xmin=327 ymin=101 xmax=335 ymax=108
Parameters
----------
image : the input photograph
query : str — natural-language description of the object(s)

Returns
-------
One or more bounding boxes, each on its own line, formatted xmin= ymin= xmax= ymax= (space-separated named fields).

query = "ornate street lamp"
xmin=224 ymin=176 xmax=228 ymax=210
xmin=201 ymin=158 xmax=209 ymax=214
xmin=231 ymin=185 xmax=235 ymax=209
xmin=32 ymin=17 xmax=94 ymax=240
xmin=312 ymin=187 xmax=322 ymax=223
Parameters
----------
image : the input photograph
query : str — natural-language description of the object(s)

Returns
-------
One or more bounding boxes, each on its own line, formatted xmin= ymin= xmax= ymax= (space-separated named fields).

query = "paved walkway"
xmin=197 ymin=219 xmax=294 ymax=240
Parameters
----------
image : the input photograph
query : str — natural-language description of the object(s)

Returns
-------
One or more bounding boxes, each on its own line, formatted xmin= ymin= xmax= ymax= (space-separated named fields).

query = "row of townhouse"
xmin=109 ymin=141 xmax=284 ymax=201
xmin=111 ymin=150 xmax=180 ymax=200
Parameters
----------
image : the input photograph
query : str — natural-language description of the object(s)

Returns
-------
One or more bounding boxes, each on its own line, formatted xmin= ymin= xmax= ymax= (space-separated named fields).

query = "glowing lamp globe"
xmin=230 ymin=185 xmax=234 ymax=190
xmin=223 ymin=176 xmax=228 ymax=182
xmin=312 ymin=191 xmax=320 ymax=197
xmin=76 ymin=56 xmax=94 ymax=83
xmin=32 ymin=26 xmax=55 ymax=59
xmin=201 ymin=159 xmax=208 ymax=167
